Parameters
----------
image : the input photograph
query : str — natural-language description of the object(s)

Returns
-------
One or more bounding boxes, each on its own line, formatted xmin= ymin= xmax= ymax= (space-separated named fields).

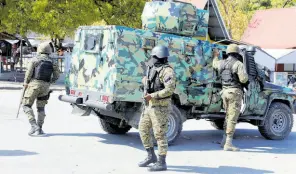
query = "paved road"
xmin=0 ymin=90 xmax=295 ymax=174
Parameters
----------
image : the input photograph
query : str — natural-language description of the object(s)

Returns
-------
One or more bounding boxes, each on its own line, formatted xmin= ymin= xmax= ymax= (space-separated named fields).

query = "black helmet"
xmin=151 ymin=45 xmax=170 ymax=59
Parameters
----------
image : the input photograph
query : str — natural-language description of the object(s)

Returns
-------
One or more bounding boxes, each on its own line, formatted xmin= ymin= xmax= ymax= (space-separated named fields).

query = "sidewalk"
xmin=0 ymin=71 xmax=25 ymax=82
xmin=0 ymin=81 xmax=65 ymax=91
xmin=0 ymin=72 xmax=66 ymax=91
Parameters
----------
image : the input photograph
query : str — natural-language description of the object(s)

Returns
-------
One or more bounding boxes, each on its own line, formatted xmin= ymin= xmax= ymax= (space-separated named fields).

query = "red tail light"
xmin=70 ymin=90 xmax=76 ymax=95
xmin=101 ymin=95 xmax=109 ymax=103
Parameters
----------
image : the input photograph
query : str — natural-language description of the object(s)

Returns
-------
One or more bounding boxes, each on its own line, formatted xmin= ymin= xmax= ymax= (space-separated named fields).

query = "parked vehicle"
xmin=59 ymin=0 xmax=295 ymax=145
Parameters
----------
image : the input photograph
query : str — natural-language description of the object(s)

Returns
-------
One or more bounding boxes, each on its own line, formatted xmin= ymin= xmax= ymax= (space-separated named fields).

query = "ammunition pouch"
xmin=33 ymin=60 xmax=54 ymax=82
xmin=37 ymin=90 xmax=53 ymax=101
xmin=147 ymin=64 xmax=170 ymax=93
xmin=220 ymin=57 xmax=241 ymax=89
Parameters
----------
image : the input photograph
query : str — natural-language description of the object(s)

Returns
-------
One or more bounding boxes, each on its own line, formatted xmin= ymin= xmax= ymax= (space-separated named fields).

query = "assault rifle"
xmin=143 ymin=65 xmax=151 ymax=106
xmin=16 ymin=85 xmax=27 ymax=119
xmin=16 ymin=88 xmax=53 ymax=119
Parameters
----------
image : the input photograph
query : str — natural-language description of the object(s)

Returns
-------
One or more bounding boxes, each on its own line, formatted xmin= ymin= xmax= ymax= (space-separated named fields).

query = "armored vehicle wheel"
xmin=99 ymin=118 xmax=132 ymax=134
xmin=152 ymin=105 xmax=183 ymax=146
xmin=211 ymin=119 xmax=225 ymax=130
xmin=258 ymin=102 xmax=293 ymax=140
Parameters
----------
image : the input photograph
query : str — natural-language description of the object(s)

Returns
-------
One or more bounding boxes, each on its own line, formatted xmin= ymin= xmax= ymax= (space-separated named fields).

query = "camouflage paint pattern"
xmin=23 ymin=53 xmax=60 ymax=123
xmin=139 ymin=106 xmax=169 ymax=155
xmin=149 ymin=66 xmax=177 ymax=107
xmin=66 ymin=25 xmax=226 ymax=111
xmin=24 ymin=54 xmax=60 ymax=85
xmin=65 ymin=0 xmax=296 ymax=118
xmin=222 ymin=88 xmax=243 ymax=136
xmin=141 ymin=1 xmax=209 ymax=37
xmin=23 ymin=83 xmax=50 ymax=122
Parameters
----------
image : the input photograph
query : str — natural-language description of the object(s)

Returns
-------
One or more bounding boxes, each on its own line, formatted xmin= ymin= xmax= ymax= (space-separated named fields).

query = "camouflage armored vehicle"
xmin=59 ymin=0 xmax=295 ymax=145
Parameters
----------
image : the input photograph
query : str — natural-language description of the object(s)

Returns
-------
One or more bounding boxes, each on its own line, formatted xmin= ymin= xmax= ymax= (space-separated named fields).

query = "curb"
xmin=0 ymin=81 xmax=65 ymax=91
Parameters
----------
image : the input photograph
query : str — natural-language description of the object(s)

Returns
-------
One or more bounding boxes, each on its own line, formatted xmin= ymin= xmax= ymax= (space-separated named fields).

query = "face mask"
xmin=147 ymin=56 xmax=168 ymax=67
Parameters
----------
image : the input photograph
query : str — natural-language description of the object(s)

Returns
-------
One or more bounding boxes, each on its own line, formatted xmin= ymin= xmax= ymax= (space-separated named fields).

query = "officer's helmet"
xmin=37 ymin=42 xmax=54 ymax=54
xmin=226 ymin=44 xmax=240 ymax=55
xmin=151 ymin=45 xmax=170 ymax=59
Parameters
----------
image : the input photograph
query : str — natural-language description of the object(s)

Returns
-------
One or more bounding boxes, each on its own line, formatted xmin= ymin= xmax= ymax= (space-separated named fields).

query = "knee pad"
xmin=37 ymin=107 xmax=45 ymax=112
xmin=23 ymin=105 xmax=33 ymax=113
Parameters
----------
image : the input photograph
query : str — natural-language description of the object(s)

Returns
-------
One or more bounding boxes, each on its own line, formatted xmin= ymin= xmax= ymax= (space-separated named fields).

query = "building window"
xmin=284 ymin=64 xmax=294 ymax=71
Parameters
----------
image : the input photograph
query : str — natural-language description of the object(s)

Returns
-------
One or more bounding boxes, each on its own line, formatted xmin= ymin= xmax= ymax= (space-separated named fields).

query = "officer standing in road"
xmin=212 ymin=44 xmax=248 ymax=151
xmin=138 ymin=45 xmax=176 ymax=171
xmin=22 ymin=42 xmax=60 ymax=136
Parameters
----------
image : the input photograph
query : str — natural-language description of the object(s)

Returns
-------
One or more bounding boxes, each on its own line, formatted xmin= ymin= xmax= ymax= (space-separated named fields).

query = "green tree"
xmin=94 ymin=0 xmax=146 ymax=28
xmin=218 ymin=0 xmax=250 ymax=40
xmin=0 ymin=0 xmax=146 ymax=44
xmin=0 ymin=0 xmax=35 ymax=36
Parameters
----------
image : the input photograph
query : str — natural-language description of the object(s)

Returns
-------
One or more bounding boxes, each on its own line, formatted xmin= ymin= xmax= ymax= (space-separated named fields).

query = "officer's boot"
xmin=223 ymin=135 xmax=240 ymax=151
xmin=220 ymin=134 xmax=226 ymax=148
xmin=138 ymin=147 xmax=157 ymax=167
xmin=37 ymin=108 xmax=46 ymax=135
xmin=37 ymin=121 xmax=45 ymax=135
xmin=28 ymin=120 xmax=40 ymax=136
xmin=148 ymin=155 xmax=167 ymax=171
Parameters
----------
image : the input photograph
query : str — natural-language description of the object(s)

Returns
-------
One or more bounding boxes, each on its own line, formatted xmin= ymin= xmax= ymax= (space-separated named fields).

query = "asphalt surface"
xmin=0 ymin=89 xmax=295 ymax=174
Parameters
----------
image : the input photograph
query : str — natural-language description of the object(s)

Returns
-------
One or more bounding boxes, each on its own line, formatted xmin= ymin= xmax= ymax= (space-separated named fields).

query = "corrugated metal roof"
xmin=263 ymin=49 xmax=296 ymax=59
xmin=241 ymin=7 xmax=296 ymax=49
xmin=0 ymin=32 xmax=18 ymax=40
xmin=4 ymin=40 xmax=19 ymax=45
xmin=276 ymin=50 xmax=296 ymax=63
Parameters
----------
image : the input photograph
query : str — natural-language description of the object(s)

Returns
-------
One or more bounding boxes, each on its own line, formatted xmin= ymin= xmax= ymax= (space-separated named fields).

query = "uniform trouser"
xmin=221 ymin=88 xmax=243 ymax=137
xmin=22 ymin=83 xmax=50 ymax=126
xmin=139 ymin=105 xmax=169 ymax=155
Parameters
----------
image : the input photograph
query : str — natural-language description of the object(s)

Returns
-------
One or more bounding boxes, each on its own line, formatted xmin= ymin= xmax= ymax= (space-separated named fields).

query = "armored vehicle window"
xmin=185 ymin=44 xmax=194 ymax=56
xmin=84 ymin=34 xmax=97 ymax=51
xmin=142 ymin=38 xmax=156 ymax=50
xmin=83 ymin=33 xmax=104 ymax=53
xmin=182 ymin=42 xmax=195 ymax=56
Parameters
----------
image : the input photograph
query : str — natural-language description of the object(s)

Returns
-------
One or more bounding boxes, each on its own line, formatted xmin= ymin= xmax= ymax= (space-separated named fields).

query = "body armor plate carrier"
xmin=33 ymin=60 xmax=54 ymax=82
xmin=219 ymin=57 xmax=241 ymax=89
xmin=147 ymin=64 xmax=171 ymax=99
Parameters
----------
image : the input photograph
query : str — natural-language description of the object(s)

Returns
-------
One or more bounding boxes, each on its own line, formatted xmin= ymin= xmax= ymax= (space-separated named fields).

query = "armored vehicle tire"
xmin=99 ymin=118 xmax=132 ymax=134
xmin=258 ymin=102 xmax=293 ymax=140
xmin=211 ymin=119 xmax=225 ymax=130
xmin=152 ymin=105 xmax=183 ymax=146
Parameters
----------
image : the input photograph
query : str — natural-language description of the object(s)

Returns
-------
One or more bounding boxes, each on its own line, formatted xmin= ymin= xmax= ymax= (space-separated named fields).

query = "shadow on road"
xmin=0 ymin=150 xmax=38 ymax=156
xmin=46 ymin=132 xmax=144 ymax=149
xmin=45 ymin=128 xmax=296 ymax=154
xmin=168 ymin=165 xmax=274 ymax=174
xmin=171 ymin=129 xmax=296 ymax=154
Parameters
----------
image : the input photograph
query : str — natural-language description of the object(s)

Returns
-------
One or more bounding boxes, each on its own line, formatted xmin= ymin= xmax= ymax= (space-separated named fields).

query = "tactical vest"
xmin=219 ymin=57 xmax=241 ymax=88
xmin=33 ymin=60 xmax=54 ymax=82
xmin=147 ymin=64 xmax=171 ymax=95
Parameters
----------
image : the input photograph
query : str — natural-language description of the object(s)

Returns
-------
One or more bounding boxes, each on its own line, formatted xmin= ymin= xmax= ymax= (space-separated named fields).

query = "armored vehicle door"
xmin=185 ymin=40 xmax=222 ymax=113
xmin=240 ymin=47 xmax=267 ymax=116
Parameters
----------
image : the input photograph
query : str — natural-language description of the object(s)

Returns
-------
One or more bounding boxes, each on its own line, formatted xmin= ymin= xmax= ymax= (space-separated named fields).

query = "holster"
xmin=37 ymin=90 xmax=53 ymax=101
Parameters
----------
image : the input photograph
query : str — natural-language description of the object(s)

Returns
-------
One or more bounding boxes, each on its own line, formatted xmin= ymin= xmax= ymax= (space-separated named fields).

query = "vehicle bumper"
xmin=58 ymin=95 xmax=113 ymax=111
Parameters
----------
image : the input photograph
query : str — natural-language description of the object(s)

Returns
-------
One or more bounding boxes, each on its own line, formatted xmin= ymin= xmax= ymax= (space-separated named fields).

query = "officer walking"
xmin=22 ymin=42 xmax=60 ymax=136
xmin=212 ymin=44 xmax=248 ymax=151
xmin=138 ymin=45 xmax=176 ymax=171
